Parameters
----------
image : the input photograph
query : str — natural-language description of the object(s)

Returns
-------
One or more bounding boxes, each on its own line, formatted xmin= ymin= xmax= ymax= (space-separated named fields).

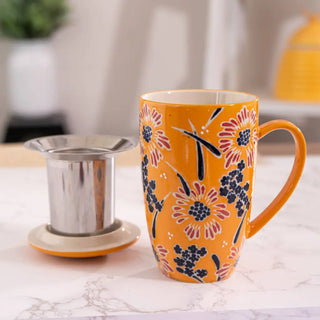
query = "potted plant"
xmin=0 ymin=0 xmax=68 ymax=117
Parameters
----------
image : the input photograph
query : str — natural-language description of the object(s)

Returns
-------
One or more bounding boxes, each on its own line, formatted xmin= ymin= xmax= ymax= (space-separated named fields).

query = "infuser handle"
xmin=246 ymin=120 xmax=306 ymax=238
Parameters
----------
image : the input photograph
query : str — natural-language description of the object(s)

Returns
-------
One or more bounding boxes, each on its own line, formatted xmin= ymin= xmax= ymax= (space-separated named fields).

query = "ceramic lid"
xmin=290 ymin=13 xmax=320 ymax=45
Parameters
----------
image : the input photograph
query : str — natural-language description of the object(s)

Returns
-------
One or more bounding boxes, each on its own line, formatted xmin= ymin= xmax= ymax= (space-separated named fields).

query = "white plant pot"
xmin=7 ymin=39 xmax=58 ymax=118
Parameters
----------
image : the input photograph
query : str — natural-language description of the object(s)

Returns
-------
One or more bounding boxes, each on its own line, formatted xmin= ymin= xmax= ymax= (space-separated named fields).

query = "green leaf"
xmin=0 ymin=0 xmax=69 ymax=39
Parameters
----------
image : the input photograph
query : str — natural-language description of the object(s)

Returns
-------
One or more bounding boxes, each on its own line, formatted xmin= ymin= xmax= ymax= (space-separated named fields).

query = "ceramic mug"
xmin=139 ymin=89 xmax=306 ymax=283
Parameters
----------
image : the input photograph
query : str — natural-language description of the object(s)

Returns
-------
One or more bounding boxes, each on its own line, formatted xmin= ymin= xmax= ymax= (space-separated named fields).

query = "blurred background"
xmin=0 ymin=0 xmax=319 ymax=152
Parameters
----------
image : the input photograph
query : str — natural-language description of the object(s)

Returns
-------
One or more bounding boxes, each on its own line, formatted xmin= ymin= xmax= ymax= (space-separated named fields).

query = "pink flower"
xmin=216 ymin=263 xmax=233 ymax=280
xmin=218 ymin=106 xmax=258 ymax=168
xmin=228 ymin=245 xmax=240 ymax=260
xmin=139 ymin=103 xmax=170 ymax=168
xmin=172 ymin=181 xmax=230 ymax=240
xmin=154 ymin=244 xmax=174 ymax=276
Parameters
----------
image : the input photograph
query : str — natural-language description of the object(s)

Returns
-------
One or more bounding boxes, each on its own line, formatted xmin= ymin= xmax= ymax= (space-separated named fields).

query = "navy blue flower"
xmin=235 ymin=185 xmax=242 ymax=195
xmin=219 ymin=161 xmax=250 ymax=218
xmin=143 ymin=154 xmax=149 ymax=165
xmin=174 ymin=257 xmax=185 ymax=267
xmin=142 ymin=125 xmax=153 ymax=143
xmin=149 ymin=180 xmax=156 ymax=190
xmin=236 ymin=200 xmax=243 ymax=210
xmin=219 ymin=186 xmax=228 ymax=196
xmin=237 ymin=129 xmax=251 ymax=147
xmin=220 ymin=176 xmax=230 ymax=186
xmin=229 ymin=170 xmax=239 ymax=178
xmin=237 ymin=160 xmax=245 ymax=171
xmin=142 ymin=155 xmax=166 ymax=218
xmin=141 ymin=153 xmax=168 ymax=239
xmin=227 ymin=193 xmax=236 ymax=204
xmin=143 ymin=178 xmax=148 ymax=192
xmin=196 ymin=269 xmax=208 ymax=278
xmin=155 ymin=200 xmax=163 ymax=211
xmin=173 ymin=244 xmax=208 ymax=282
xmin=141 ymin=156 xmax=149 ymax=192
xmin=188 ymin=245 xmax=198 ymax=253
xmin=190 ymin=253 xmax=199 ymax=262
xmin=147 ymin=186 xmax=153 ymax=195
xmin=185 ymin=268 xmax=194 ymax=277
xmin=229 ymin=180 xmax=237 ymax=190
xmin=238 ymin=208 xmax=244 ymax=217
xmin=198 ymin=247 xmax=207 ymax=257
xmin=174 ymin=244 xmax=183 ymax=254
xmin=236 ymin=172 xmax=243 ymax=183
xmin=182 ymin=250 xmax=191 ymax=260
xmin=239 ymin=190 xmax=246 ymax=200
xmin=185 ymin=260 xmax=196 ymax=269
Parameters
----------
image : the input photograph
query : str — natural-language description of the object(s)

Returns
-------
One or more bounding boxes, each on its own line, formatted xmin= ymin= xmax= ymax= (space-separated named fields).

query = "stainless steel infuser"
xmin=25 ymin=135 xmax=136 ymax=236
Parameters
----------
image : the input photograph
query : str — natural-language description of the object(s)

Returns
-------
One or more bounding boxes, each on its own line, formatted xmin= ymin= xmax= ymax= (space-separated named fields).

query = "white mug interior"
xmin=141 ymin=90 xmax=258 ymax=105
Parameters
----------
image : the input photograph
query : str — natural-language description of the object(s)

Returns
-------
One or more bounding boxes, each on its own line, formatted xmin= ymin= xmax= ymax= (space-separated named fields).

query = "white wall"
xmin=1 ymin=0 xmax=319 ymax=141
xmin=52 ymin=0 xmax=208 ymax=137
xmin=0 ymin=0 xmax=209 ymax=140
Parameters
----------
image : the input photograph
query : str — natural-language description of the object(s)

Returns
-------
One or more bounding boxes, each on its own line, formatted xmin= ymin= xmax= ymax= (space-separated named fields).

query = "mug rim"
xmin=140 ymin=89 xmax=259 ymax=106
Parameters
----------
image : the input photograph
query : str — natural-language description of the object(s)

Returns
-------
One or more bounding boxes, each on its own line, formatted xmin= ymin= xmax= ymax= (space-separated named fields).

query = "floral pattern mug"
xmin=139 ymin=90 xmax=306 ymax=283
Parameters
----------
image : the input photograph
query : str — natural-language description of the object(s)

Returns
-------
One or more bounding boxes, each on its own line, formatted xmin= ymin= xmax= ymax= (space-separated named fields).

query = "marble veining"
xmin=76 ymin=307 xmax=320 ymax=319
xmin=0 ymin=156 xmax=319 ymax=319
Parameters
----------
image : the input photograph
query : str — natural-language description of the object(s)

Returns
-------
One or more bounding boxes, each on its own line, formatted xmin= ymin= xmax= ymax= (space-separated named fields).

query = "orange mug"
xmin=139 ymin=89 xmax=306 ymax=283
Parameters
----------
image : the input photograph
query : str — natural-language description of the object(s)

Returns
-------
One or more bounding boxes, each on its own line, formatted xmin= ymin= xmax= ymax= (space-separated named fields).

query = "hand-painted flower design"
xmin=216 ymin=262 xmax=233 ymax=280
xmin=228 ymin=245 xmax=241 ymax=267
xmin=141 ymin=154 xmax=168 ymax=239
xmin=152 ymin=244 xmax=174 ymax=276
xmin=139 ymin=103 xmax=171 ymax=167
xmin=219 ymin=160 xmax=250 ymax=219
xmin=218 ymin=105 xmax=258 ymax=168
xmin=172 ymin=181 xmax=230 ymax=240
xmin=211 ymin=245 xmax=242 ymax=281
xmin=212 ymin=254 xmax=233 ymax=281
xmin=228 ymin=245 xmax=240 ymax=260
xmin=173 ymin=244 xmax=208 ymax=282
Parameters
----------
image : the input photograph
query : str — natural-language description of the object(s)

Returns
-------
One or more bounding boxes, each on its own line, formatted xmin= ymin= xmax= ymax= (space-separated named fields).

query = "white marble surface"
xmin=71 ymin=307 xmax=320 ymax=319
xmin=0 ymin=156 xmax=319 ymax=319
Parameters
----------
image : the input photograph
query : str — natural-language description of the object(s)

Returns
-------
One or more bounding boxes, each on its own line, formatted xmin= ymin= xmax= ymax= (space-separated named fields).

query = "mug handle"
xmin=246 ymin=120 xmax=307 ymax=238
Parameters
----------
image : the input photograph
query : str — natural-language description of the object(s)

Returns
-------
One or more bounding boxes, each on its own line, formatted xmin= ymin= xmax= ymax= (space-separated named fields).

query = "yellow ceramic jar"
xmin=275 ymin=14 xmax=320 ymax=101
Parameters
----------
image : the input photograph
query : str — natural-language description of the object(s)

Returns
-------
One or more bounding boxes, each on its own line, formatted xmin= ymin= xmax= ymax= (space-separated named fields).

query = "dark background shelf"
xmin=4 ymin=113 xmax=68 ymax=143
